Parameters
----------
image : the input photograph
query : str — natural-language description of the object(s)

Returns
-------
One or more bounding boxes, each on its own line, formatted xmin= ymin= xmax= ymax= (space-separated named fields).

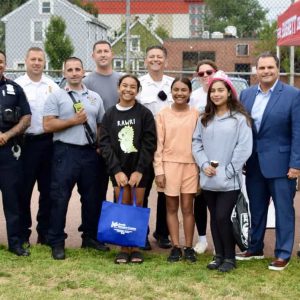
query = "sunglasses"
xmin=198 ymin=70 xmax=214 ymax=77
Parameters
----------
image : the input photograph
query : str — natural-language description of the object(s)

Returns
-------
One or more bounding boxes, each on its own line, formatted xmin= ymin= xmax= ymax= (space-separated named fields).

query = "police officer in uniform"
xmin=15 ymin=47 xmax=59 ymax=246
xmin=0 ymin=50 xmax=31 ymax=256
xmin=43 ymin=57 xmax=106 ymax=260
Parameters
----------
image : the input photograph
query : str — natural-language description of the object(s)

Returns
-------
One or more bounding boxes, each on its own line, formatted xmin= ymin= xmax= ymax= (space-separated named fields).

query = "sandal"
xmin=130 ymin=251 xmax=144 ymax=264
xmin=114 ymin=252 xmax=130 ymax=264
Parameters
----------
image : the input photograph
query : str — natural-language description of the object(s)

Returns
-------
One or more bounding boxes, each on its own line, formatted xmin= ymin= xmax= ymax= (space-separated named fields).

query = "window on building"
xmin=39 ymin=0 xmax=52 ymax=14
xmin=182 ymin=51 xmax=216 ymax=71
xmin=138 ymin=60 xmax=145 ymax=71
xmin=236 ymin=44 xmax=249 ymax=56
xmin=32 ymin=21 xmax=44 ymax=42
xmin=130 ymin=36 xmax=140 ymax=52
xmin=113 ymin=59 xmax=123 ymax=70
xmin=13 ymin=62 xmax=25 ymax=70
xmin=189 ymin=4 xmax=205 ymax=37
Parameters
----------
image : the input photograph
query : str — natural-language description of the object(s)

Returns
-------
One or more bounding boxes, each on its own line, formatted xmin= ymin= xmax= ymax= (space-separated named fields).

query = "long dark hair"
xmin=201 ymin=80 xmax=251 ymax=127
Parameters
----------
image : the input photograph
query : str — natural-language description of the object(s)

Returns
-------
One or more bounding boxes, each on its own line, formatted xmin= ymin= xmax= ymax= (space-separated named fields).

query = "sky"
xmin=258 ymin=0 xmax=295 ymax=20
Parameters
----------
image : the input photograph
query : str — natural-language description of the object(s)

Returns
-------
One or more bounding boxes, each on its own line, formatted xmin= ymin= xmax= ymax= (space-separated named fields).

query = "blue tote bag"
xmin=97 ymin=188 xmax=150 ymax=247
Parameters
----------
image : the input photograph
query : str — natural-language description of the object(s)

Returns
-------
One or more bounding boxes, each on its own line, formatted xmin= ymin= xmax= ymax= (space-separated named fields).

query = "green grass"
xmin=0 ymin=245 xmax=299 ymax=300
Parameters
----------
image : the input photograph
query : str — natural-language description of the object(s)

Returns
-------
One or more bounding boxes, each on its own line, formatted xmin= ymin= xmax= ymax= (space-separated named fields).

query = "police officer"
xmin=0 ymin=50 xmax=31 ymax=256
xmin=137 ymin=45 xmax=173 ymax=250
xmin=43 ymin=57 xmax=106 ymax=260
xmin=15 ymin=47 xmax=59 ymax=246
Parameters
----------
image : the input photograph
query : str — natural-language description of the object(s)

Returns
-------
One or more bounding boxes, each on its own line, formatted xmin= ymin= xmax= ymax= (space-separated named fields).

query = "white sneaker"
xmin=194 ymin=241 xmax=208 ymax=254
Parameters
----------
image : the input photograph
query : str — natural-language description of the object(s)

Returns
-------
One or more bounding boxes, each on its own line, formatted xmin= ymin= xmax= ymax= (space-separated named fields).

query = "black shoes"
xmin=37 ymin=235 xmax=48 ymax=245
xmin=167 ymin=246 xmax=182 ymax=262
xmin=153 ymin=232 xmax=172 ymax=249
xmin=81 ymin=238 xmax=110 ymax=251
xmin=218 ymin=259 xmax=236 ymax=272
xmin=52 ymin=245 xmax=65 ymax=260
xmin=140 ymin=237 xmax=152 ymax=251
xmin=183 ymin=247 xmax=197 ymax=263
xmin=9 ymin=246 xmax=30 ymax=257
xmin=207 ymin=256 xmax=223 ymax=270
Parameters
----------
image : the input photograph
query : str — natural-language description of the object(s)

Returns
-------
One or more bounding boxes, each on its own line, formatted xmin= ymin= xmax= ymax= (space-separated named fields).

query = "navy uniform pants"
xmin=47 ymin=142 xmax=100 ymax=247
xmin=20 ymin=133 xmax=53 ymax=242
xmin=0 ymin=143 xmax=23 ymax=249
xmin=78 ymin=155 xmax=109 ymax=234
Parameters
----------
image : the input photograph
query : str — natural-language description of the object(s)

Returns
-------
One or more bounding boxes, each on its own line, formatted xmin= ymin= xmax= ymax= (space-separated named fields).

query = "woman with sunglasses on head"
xmin=99 ymin=74 xmax=157 ymax=264
xmin=154 ymin=77 xmax=199 ymax=263
xmin=190 ymin=60 xmax=218 ymax=255
xmin=192 ymin=71 xmax=252 ymax=272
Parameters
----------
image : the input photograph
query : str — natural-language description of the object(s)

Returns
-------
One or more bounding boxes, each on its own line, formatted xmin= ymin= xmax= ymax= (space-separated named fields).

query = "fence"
xmin=1 ymin=0 xmax=298 ymax=86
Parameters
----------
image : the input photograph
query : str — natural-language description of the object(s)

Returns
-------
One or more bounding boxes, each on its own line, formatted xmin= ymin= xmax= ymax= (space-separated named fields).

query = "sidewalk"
xmin=0 ymin=183 xmax=299 ymax=257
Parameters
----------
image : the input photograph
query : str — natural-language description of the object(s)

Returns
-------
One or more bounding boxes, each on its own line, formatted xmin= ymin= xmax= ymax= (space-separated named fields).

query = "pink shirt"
xmin=154 ymin=106 xmax=199 ymax=176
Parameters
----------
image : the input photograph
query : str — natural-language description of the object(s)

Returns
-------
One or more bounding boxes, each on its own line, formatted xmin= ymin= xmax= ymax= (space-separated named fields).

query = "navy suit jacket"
xmin=240 ymin=80 xmax=300 ymax=178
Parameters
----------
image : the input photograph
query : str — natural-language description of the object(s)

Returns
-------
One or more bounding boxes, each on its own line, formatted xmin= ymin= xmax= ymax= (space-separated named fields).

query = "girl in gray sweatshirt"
xmin=192 ymin=71 xmax=252 ymax=272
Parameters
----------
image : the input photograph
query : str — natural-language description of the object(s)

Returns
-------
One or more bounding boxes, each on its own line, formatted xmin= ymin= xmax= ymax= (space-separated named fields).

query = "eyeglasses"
xmin=198 ymin=70 xmax=214 ymax=77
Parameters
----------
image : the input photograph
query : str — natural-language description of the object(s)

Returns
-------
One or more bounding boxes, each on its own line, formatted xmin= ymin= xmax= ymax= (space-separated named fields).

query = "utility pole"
xmin=125 ymin=0 xmax=131 ymax=72
xmin=290 ymin=0 xmax=295 ymax=86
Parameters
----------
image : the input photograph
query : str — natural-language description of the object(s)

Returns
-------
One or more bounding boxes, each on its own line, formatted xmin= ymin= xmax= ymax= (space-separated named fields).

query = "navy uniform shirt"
xmin=0 ymin=76 xmax=31 ymax=132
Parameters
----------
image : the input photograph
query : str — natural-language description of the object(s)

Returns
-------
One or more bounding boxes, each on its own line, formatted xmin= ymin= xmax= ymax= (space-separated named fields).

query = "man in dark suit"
xmin=237 ymin=52 xmax=300 ymax=271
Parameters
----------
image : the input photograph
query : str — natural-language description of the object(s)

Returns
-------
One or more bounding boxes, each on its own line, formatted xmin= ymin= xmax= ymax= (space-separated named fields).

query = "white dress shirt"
xmin=189 ymin=87 xmax=207 ymax=112
xmin=251 ymin=80 xmax=278 ymax=132
xmin=137 ymin=73 xmax=174 ymax=117
xmin=15 ymin=73 xmax=59 ymax=135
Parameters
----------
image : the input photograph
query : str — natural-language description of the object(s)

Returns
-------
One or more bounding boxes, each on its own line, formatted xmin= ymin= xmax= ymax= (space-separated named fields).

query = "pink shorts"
xmin=158 ymin=162 xmax=199 ymax=196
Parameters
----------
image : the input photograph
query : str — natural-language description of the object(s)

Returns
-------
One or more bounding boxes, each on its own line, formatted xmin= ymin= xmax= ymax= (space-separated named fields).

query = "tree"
xmin=255 ymin=21 xmax=300 ymax=73
xmin=155 ymin=26 xmax=170 ymax=40
xmin=69 ymin=0 xmax=98 ymax=17
xmin=44 ymin=16 xmax=74 ymax=70
xmin=204 ymin=0 xmax=267 ymax=37
xmin=0 ymin=0 xmax=28 ymax=50
xmin=255 ymin=21 xmax=277 ymax=55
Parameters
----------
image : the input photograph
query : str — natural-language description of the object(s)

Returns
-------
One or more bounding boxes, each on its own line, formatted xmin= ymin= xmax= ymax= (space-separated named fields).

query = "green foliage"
xmin=255 ymin=21 xmax=277 ymax=55
xmin=69 ymin=0 xmax=98 ymax=17
xmin=0 ymin=0 xmax=27 ymax=17
xmin=155 ymin=26 xmax=170 ymax=40
xmin=204 ymin=0 xmax=267 ymax=37
xmin=0 ymin=0 xmax=27 ymax=50
xmin=255 ymin=21 xmax=300 ymax=73
xmin=44 ymin=16 xmax=74 ymax=70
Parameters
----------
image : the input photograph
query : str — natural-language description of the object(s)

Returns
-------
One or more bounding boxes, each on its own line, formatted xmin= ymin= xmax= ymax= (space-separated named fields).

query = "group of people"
xmin=0 ymin=42 xmax=299 ymax=272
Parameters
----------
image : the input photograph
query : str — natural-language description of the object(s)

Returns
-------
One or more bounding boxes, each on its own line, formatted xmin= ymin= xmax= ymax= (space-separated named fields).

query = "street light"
xmin=125 ymin=0 xmax=131 ymax=72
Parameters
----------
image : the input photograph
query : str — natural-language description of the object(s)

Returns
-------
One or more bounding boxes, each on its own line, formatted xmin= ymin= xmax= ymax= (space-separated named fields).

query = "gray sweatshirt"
xmin=192 ymin=111 xmax=252 ymax=191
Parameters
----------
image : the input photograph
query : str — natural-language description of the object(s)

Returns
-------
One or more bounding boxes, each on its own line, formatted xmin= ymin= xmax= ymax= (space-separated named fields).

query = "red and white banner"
xmin=277 ymin=1 xmax=300 ymax=46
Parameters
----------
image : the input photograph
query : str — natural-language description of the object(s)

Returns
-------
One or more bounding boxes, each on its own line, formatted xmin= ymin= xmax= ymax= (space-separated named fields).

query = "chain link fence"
xmin=1 ymin=0 xmax=297 ymax=87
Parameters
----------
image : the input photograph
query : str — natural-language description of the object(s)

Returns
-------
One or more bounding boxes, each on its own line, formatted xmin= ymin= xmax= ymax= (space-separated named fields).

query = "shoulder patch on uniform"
xmin=6 ymin=84 xmax=15 ymax=95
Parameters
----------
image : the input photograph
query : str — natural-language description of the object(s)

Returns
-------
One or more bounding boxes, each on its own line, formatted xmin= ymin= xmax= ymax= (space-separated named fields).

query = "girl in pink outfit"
xmin=154 ymin=78 xmax=199 ymax=263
